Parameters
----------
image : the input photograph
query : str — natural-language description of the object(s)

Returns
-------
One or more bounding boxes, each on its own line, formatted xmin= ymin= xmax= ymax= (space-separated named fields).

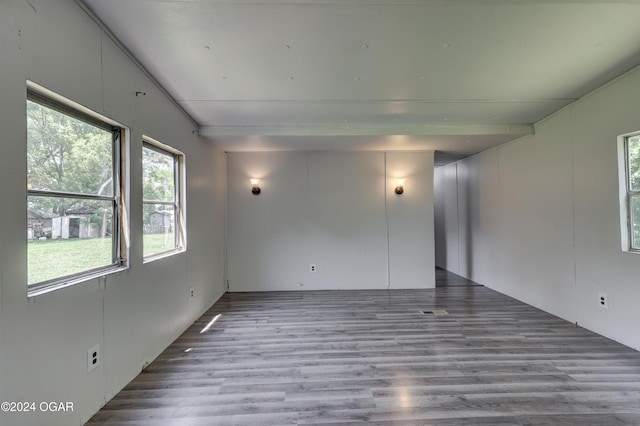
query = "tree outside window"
xmin=627 ymin=135 xmax=640 ymax=250
xmin=26 ymin=88 xmax=125 ymax=291
xmin=142 ymin=140 xmax=184 ymax=259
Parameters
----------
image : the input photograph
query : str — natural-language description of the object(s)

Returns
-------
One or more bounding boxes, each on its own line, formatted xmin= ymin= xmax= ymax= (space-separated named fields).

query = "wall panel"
xmin=227 ymin=151 xmax=435 ymax=292
xmin=387 ymin=152 xmax=435 ymax=289
xmin=434 ymin=67 xmax=640 ymax=351
xmin=0 ymin=1 xmax=227 ymax=424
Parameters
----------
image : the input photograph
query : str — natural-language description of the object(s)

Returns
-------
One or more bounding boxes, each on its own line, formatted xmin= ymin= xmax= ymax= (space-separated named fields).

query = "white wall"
xmin=226 ymin=151 xmax=435 ymax=291
xmin=387 ymin=152 xmax=435 ymax=289
xmin=434 ymin=65 xmax=640 ymax=351
xmin=434 ymin=163 xmax=459 ymax=271
xmin=0 ymin=1 xmax=226 ymax=425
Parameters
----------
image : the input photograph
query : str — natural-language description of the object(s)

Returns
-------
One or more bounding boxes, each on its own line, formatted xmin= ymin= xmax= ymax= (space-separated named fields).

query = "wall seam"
xmin=100 ymin=30 xmax=105 ymax=112
xmin=224 ymin=152 xmax=229 ymax=292
xmin=495 ymin=147 xmax=502 ymax=291
xmin=305 ymin=152 xmax=310 ymax=286
xmin=455 ymin=163 xmax=461 ymax=274
xmin=384 ymin=153 xmax=391 ymax=289
xmin=570 ymin=107 xmax=578 ymax=325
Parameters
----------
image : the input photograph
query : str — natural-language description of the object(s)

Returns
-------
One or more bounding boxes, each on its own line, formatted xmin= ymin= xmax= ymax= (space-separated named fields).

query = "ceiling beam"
xmin=198 ymin=123 xmax=534 ymax=137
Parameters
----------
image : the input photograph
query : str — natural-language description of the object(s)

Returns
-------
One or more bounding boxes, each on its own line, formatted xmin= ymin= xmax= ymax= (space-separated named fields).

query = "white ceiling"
xmin=82 ymin=0 xmax=640 ymax=164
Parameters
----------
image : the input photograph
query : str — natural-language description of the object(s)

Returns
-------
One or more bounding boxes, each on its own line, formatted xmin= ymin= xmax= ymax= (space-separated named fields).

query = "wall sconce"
xmin=394 ymin=179 xmax=405 ymax=195
xmin=250 ymin=178 xmax=261 ymax=195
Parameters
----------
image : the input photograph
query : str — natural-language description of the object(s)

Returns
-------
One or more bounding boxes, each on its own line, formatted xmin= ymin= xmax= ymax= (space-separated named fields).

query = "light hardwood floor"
xmin=88 ymin=269 xmax=640 ymax=425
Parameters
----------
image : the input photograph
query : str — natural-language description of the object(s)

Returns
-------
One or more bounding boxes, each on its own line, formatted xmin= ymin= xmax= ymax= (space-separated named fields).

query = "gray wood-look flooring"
xmin=88 ymin=269 xmax=640 ymax=425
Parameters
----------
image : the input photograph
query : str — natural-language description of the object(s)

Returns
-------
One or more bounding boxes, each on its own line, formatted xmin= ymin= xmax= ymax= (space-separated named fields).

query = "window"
xmin=142 ymin=138 xmax=185 ymax=260
xmin=26 ymin=84 xmax=128 ymax=294
xmin=619 ymin=132 xmax=640 ymax=252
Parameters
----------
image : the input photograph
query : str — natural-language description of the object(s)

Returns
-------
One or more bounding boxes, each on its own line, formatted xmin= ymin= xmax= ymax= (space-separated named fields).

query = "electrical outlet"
xmin=189 ymin=286 xmax=195 ymax=299
xmin=88 ymin=344 xmax=100 ymax=373
xmin=598 ymin=293 xmax=608 ymax=309
xmin=309 ymin=263 xmax=317 ymax=273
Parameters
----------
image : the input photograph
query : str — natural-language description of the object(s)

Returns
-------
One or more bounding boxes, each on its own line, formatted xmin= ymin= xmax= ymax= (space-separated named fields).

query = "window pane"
xmin=27 ymin=100 xmax=113 ymax=196
xmin=143 ymin=203 xmax=176 ymax=257
xmin=27 ymin=196 xmax=114 ymax=285
xmin=631 ymin=195 xmax=640 ymax=250
xmin=628 ymin=135 xmax=640 ymax=192
xmin=143 ymin=147 xmax=175 ymax=202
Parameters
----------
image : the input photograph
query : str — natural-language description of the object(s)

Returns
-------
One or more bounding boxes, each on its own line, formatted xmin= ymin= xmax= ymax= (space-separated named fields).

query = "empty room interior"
xmin=3 ymin=0 xmax=640 ymax=424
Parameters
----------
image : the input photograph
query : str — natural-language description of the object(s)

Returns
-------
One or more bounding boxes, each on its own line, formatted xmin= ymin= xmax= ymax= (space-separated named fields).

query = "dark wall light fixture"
xmin=250 ymin=178 xmax=261 ymax=195
xmin=394 ymin=179 xmax=405 ymax=195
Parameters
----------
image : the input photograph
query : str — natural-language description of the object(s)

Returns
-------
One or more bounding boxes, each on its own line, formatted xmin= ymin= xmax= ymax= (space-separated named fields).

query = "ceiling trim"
xmin=148 ymin=0 xmax=640 ymax=4
xmin=199 ymin=123 xmax=534 ymax=137
xmin=181 ymin=99 xmax=576 ymax=103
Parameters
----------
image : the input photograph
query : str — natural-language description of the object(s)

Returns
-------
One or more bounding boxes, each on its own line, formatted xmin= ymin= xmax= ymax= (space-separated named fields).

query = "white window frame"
xmin=618 ymin=131 xmax=640 ymax=253
xmin=142 ymin=136 xmax=186 ymax=262
xmin=26 ymin=81 xmax=129 ymax=296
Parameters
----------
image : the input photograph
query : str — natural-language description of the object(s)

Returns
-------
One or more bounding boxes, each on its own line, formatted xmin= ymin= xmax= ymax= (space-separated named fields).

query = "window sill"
xmin=143 ymin=248 xmax=185 ymax=265
xmin=27 ymin=265 xmax=129 ymax=298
